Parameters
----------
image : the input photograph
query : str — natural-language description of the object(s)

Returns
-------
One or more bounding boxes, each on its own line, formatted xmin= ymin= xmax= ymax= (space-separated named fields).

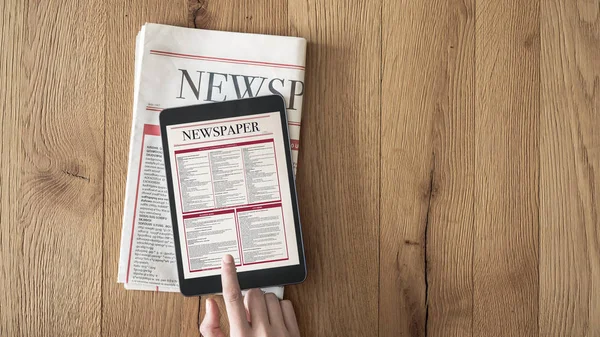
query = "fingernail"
xmin=205 ymin=299 xmax=211 ymax=311
xmin=222 ymin=254 xmax=234 ymax=265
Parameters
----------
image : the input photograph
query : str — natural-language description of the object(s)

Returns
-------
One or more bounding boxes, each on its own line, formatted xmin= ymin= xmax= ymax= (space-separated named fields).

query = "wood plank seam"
xmin=424 ymin=153 xmax=435 ymax=337
xmin=472 ymin=4 xmax=477 ymax=337
xmin=378 ymin=1 xmax=383 ymax=336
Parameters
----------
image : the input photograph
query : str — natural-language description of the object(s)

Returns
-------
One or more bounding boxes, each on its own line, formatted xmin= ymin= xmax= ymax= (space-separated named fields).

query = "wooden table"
xmin=1 ymin=0 xmax=598 ymax=336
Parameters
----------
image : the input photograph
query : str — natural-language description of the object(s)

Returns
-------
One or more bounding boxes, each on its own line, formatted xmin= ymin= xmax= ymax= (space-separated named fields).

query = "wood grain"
xmin=101 ymin=1 xmax=195 ymax=337
xmin=380 ymin=0 xmax=475 ymax=335
xmin=539 ymin=0 xmax=600 ymax=335
xmin=380 ymin=0 xmax=445 ymax=335
xmin=190 ymin=0 xmax=286 ymax=35
xmin=1 ymin=0 xmax=600 ymax=336
xmin=426 ymin=0 xmax=475 ymax=335
xmin=287 ymin=0 xmax=380 ymax=336
xmin=0 ymin=0 xmax=105 ymax=336
xmin=474 ymin=0 xmax=540 ymax=335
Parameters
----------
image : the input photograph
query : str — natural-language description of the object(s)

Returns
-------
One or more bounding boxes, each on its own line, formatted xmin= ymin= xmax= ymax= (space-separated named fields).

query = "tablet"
xmin=159 ymin=95 xmax=307 ymax=296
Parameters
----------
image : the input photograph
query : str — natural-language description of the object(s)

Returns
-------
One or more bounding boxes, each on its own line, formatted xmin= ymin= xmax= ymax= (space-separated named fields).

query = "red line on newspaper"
xmin=238 ymin=148 xmax=250 ymax=266
xmin=146 ymin=106 xmax=162 ymax=112
xmin=173 ymin=133 xmax=273 ymax=148
xmin=183 ymin=209 xmax=234 ymax=220
xmin=237 ymin=202 xmax=282 ymax=213
xmin=170 ymin=115 xmax=271 ymax=130
xmin=175 ymin=138 xmax=273 ymax=154
xmin=182 ymin=200 xmax=282 ymax=216
xmin=287 ymin=122 xmax=301 ymax=126
xmin=126 ymin=124 xmax=161 ymax=283
xmin=149 ymin=50 xmax=305 ymax=70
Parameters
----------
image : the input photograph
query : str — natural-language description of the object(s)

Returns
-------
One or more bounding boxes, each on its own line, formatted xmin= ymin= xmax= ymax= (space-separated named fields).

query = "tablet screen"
xmin=164 ymin=112 xmax=300 ymax=279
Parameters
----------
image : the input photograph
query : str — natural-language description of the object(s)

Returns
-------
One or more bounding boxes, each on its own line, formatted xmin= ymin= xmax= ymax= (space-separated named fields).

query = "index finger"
xmin=221 ymin=254 xmax=249 ymax=330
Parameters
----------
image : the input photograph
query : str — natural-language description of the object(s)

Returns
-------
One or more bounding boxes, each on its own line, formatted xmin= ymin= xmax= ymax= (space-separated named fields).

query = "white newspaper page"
xmin=165 ymin=112 xmax=300 ymax=279
xmin=118 ymin=23 xmax=305 ymax=297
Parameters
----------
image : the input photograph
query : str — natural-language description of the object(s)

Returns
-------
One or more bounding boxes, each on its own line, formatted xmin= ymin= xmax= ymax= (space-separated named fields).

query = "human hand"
xmin=200 ymin=254 xmax=301 ymax=337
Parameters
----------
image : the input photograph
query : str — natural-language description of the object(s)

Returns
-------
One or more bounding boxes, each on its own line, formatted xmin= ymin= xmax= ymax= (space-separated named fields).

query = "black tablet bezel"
xmin=159 ymin=95 xmax=307 ymax=297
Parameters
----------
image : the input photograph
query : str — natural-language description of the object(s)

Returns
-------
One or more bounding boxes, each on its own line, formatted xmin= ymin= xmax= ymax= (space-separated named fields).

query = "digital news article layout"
xmin=166 ymin=112 xmax=300 ymax=279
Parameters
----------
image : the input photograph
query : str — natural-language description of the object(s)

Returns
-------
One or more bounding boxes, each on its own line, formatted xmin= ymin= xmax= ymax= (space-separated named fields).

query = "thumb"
xmin=200 ymin=298 xmax=225 ymax=337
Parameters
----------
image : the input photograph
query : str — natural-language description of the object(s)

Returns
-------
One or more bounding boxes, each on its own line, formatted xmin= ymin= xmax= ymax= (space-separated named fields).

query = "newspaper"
xmin=117 ymin=23 xmax=306 ymax=298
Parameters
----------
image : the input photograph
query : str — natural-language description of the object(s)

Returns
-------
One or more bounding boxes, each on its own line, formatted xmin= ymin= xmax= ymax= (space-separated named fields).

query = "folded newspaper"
xmin=117 ymin=23 xmax=307 ymax=298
